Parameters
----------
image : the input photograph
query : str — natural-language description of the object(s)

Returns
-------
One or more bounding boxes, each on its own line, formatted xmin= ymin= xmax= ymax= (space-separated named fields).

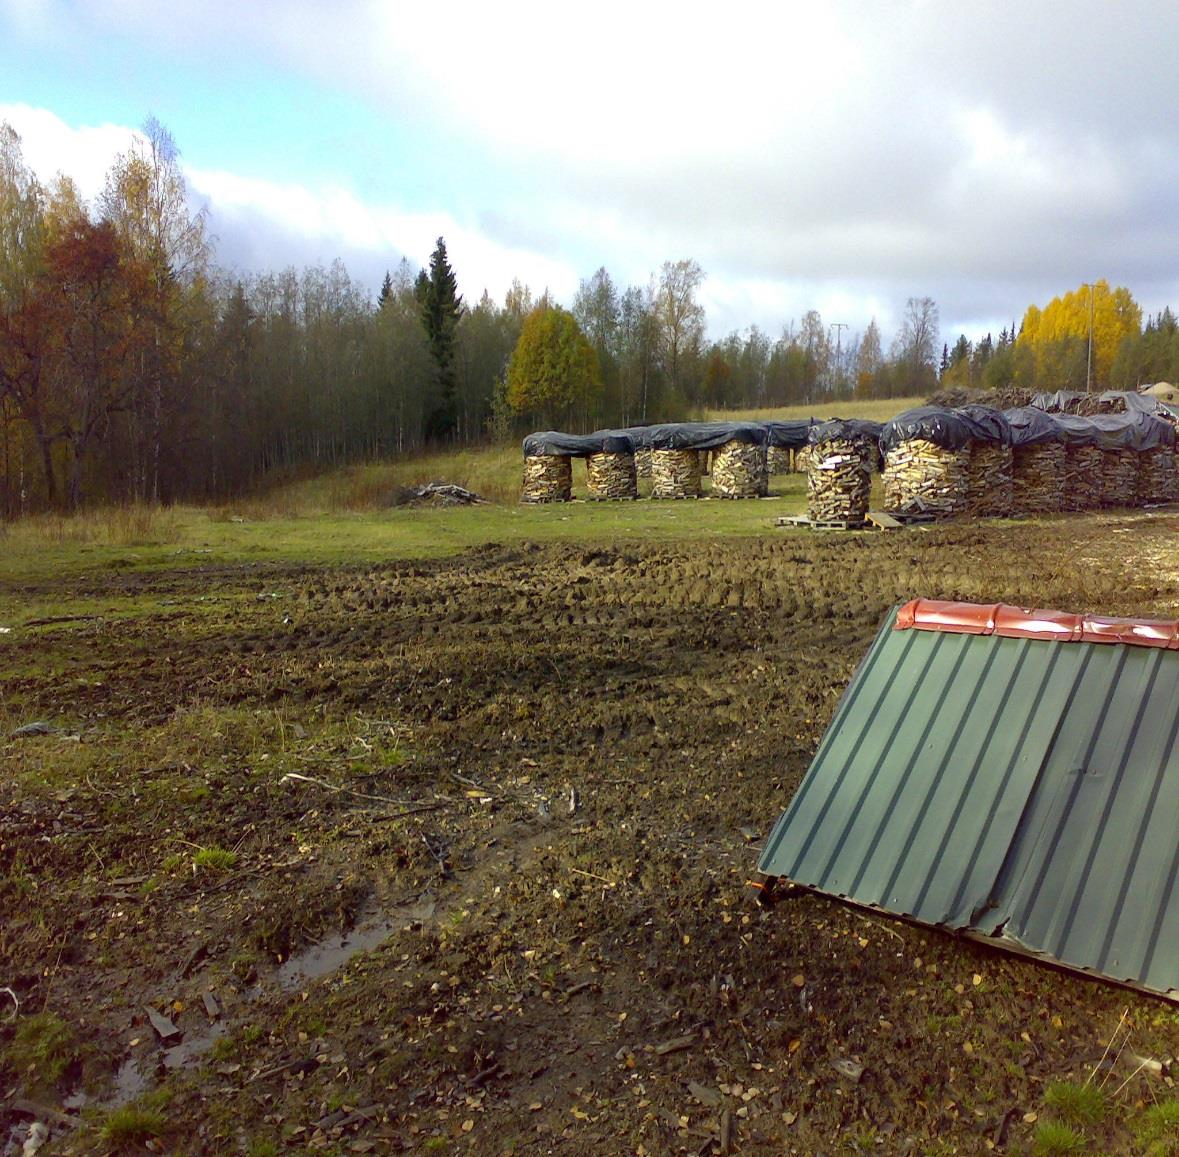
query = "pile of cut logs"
xmin=586 ymin=452 xmax=637 ymax=500
xmin=1138 ymin=447 xmax=1178 ymax=504
xmin=634 ymin=448 xmax=653 ymax=479
xmin=1062 ymin=446 xmax=1102 ymax=510
xmin=712 ymin=441 xmax=767 ymax=498
xmin=521 ymin=455 xmax=573 ymax=503
xmin=794 ymin=446 xmax=811 ymax=475
xmin=966 ymin=442 xmax=1013 ymax=517
xmin=807 ymin=438 xmax=873 ymax=522
xmin=766 ymin=446 xmax=793 ymax=475
xmin=1011 ymin=443 xmax=1065 ymax=514
xmin=883 ymin=439 xmax=970 ymax=515
xmin=650 ymin=449 xmax=702 ymax=498
xmin=1100 ymin=449 xmax=1138 ymax=507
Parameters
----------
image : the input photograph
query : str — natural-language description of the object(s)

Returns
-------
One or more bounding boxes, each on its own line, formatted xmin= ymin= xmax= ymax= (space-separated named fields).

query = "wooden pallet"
xmin=777 ymin=515 xmax=869 ymax=531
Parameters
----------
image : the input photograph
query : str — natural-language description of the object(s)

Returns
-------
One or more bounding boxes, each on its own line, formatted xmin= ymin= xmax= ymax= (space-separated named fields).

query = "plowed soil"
xmin=2 ymin=512 xmax=1179 ymax=1155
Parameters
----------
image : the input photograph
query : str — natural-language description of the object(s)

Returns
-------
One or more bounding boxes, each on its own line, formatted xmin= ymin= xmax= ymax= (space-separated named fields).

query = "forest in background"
xmin=3 ymin=117 xmax=1179 ymax=515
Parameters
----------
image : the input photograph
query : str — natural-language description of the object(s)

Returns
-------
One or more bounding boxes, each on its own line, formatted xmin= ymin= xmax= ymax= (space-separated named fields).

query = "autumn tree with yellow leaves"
xmin=1017 ymin=280 xmax=1141 ymax=390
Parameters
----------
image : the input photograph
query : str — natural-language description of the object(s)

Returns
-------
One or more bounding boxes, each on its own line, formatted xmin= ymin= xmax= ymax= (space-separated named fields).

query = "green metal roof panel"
xmin=758 ymin=603 xmax=1179 ymax=998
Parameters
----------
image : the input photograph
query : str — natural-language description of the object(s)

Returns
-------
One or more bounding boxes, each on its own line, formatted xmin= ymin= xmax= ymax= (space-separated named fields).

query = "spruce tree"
xmin=377 ymin=270 xmax=393 ymax=308
xmin=419 ymin=237 xmax=464 ymax=440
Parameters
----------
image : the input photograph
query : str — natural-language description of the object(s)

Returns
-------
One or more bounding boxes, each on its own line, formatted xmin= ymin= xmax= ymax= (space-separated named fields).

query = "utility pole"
xmin=830 ymin=323 xmax=848 ymax=394
xmin=1083 ymin=283 xmax=1095 ymax=393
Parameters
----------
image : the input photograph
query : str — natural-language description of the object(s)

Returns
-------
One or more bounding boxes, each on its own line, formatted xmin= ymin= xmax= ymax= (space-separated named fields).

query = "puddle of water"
xmin=277 ymin=898 xmax=436 ymax=990
xmin=62 ymin=1023 xmax=228 ymax=1113
xmin=162 ymin=1024 xmax=227 ymax=1069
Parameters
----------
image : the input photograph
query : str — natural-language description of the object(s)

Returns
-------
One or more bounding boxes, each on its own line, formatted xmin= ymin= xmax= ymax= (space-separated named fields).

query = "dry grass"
xmin=229 ymin=445 xmax=524 ymax=517
xmin=0 ymin=503 xmax=180 ymax=549
xmin=699 ymin=396 xmax=926 ymax=424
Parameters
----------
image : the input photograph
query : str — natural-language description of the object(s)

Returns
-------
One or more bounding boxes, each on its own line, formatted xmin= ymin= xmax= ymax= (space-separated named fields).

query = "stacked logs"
xmin=586 ymin=452 xmax=637 ymax=500
xmin=883 ymin=440 xmax=970 ymax=516
xmin=521 ymin=455 xmax=572 ymax=502
xmin=634 ymin=448 xmax=653 ymax=479
xmin=1011 ymin=443 xmax=1065 ymax=514
xmin=966 ymin=442 xmax=1014 ymax=517
xmin=794 ymin=446 xmax=811 ymax=475
xmin=650 ymin=449 xmax=701 ymax=498
xmin=712 ymin=440 xmax=767 ymax=498
xmin=1138 ymin=447 xmax=1178 ymax=504
xmin=1062 ymin=446 xmax=1103 ymax=510
xmin=807 ymin=438 xmax=873 ymax=523
xmin=766 ymin=446 xmax=793 ymax=475
xmin=1100 ymin=449 xmax=1138 ymax=507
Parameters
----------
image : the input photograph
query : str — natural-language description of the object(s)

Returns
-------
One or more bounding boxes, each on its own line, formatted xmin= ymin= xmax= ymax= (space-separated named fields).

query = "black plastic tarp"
xmin=523 ymin=430 xmax=604 ymax=457
xmin=880 ymin=406 xmax=1008 ymax=452
xmin=1052 ymin=413 xmax=1174 ymax=450
xmin=1031 ymin=390 xmax=1085 ymax=413
xmin=1104 ymin=391 xmax=1158 ymax=414
xmin=765 ymin=420 xmax=813 ymax=450
xmin=808 ymin=419 xmax=882 ymax=446
xmin=630 ymin=421 xmax=768 ymax=451
xmin=1004 ymin=407 xmax=1062 ymax=447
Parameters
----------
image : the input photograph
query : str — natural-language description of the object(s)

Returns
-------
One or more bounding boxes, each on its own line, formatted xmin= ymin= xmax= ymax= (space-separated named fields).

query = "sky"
xmin=3 ymin=0 xmax=1179 ymax=350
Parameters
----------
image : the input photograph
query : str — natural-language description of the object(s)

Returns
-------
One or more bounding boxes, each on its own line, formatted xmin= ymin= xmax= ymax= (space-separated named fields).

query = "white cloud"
xmin=9 ymin=2 xmax=1179 ymax=340
xmin=0 ymin=102 xmax=139 ymax=202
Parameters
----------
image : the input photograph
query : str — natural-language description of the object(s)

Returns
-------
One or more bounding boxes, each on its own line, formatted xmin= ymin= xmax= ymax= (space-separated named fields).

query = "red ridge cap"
xmin=895 ymin=599 xmax=1179 ymax=650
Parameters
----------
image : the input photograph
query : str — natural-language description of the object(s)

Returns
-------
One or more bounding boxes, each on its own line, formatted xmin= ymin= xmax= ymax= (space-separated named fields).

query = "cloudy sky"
xmin=3 ymin=0 xmax=1179 ymax=349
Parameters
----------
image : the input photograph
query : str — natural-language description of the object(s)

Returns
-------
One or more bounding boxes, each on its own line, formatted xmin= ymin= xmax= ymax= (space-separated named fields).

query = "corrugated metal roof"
xmin=758 ymin=601 xmax=1179 ymax=998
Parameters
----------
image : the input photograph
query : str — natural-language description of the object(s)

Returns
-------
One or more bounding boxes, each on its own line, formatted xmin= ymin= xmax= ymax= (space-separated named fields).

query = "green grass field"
xmin=0 ymin=396 xmax=919 ymax=587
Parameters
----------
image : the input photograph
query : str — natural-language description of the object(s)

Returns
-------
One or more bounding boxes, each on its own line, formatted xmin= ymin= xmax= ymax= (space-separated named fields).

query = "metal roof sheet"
xmin=758 ymin=602 xmax=1179 ymax=999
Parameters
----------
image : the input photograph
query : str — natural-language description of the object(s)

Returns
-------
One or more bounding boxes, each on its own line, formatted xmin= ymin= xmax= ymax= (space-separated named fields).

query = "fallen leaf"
xmin=791 ymin=974 xmax=806 ymax=988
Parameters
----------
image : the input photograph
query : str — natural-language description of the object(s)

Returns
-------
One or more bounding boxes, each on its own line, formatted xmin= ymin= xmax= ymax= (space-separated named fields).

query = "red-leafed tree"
xmin=41 ymin=216 xmax=151 ymax=507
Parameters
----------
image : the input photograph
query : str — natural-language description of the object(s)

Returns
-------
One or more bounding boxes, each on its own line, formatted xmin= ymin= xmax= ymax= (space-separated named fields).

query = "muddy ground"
xmin=2 ymin=512 xmax=1179 ymax=1155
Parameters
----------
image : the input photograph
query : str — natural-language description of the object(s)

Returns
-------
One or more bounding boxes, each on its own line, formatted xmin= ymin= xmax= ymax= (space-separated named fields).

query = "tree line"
xmin=3 ymin=116 xmax=1175 ymax=515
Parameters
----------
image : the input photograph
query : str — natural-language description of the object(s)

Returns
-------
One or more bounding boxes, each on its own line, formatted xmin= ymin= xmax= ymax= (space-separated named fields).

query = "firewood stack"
xmin=1062 ymin=446 xmax=1103 ymax=510
xmin=634 ymin=448 xmax=653 ymax=479
xmin=882 ymin=440 xmax=970 ymax=516
xmin=1099 ymin=449 xmax=1138 ymax=507
xmin=807 ymin=437 xmax=874 ymax=522
xmin=766 ymin=446 xmax=793 ymax=475
xmin=966 ymin=442 xmax=1014 ymax=516
xmin=585 ymin=452 xmax=637 ymax=500
xmin=712 ymin=440 xmax=767 ymax=498
xmin=1136 ymin=445 xmax=1174 ymax=502
xmin=1011 ymin=443 xmax=1065 ymax=514
xmin=1137 ymin=447 xmax=1178 ymax=504
xmin=794 ymin=446 xmax=811 ymax=474
xmin=649 ymin=449 xmax=702 ymax=498
xmin=521 ymin=455 xmax=573 ymax=502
